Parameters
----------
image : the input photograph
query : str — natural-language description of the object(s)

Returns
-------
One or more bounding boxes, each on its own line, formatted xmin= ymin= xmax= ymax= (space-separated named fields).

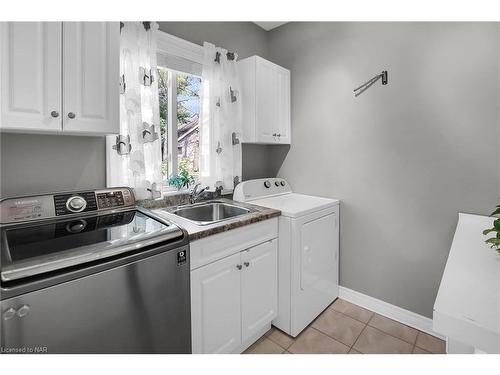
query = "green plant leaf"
xmin=485 ymin=237 xmax=500 ymax=245
xmin=494 ymin=219 xmax=500 ymax=231
xmin=483 ymin=228 xmax=496 ymax=235
xmin=491 ymin=206 xmax=500 ymax=216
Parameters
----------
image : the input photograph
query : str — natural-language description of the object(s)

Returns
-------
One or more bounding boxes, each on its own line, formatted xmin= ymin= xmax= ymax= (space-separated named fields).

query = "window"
xmin=158 ymin=67 xmax=202 ymax=189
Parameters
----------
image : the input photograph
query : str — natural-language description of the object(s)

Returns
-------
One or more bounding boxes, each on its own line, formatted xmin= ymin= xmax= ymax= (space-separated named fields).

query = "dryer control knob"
xmin=264 ymin=180 xmax=271 ymax=188
xmin=280 ymin=181 xmax=286 ymax=186
xmin=275 ymin=181 xmax=280 ymax=187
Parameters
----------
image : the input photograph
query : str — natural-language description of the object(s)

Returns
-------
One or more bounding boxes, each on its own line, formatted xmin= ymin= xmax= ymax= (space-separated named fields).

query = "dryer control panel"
xmin=233 ymin=178 xmax=292 ymax=202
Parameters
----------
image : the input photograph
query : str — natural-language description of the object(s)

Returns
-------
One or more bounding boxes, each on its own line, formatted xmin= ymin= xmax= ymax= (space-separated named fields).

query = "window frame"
xmin=156 ymin=31 xmax=204 ymax=187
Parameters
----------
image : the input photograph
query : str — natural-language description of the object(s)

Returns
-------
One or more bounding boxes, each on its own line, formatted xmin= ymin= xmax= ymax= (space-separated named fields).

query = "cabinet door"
xmin=241 ymin=239 xmax=278 ymax=342
xmin=255 ymin=57 xmax=278 ymax=143
xmin=276 ymin=66 xmax=291 ymax=144
xmin=191 ymin=252 xmax=242 ymax=354
xmin=1 ymin=22 xmax=62 ymax=132
xmin=62 ymin=22 xmax=119 ymax=134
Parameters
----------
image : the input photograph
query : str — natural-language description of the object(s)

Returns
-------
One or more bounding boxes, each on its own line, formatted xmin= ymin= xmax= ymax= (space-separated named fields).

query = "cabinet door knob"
xmin=67 ymin=112 xmax=76 ymax=119
xmin=244 ymin=262 xmax=250 ymax=267
xmin=236 ymin=264 xmax=242 ymax=270
xmin=51 ymin=111 xmax=59 ymax=118
xmin=272 ymin=133 xmax=277 ymax=137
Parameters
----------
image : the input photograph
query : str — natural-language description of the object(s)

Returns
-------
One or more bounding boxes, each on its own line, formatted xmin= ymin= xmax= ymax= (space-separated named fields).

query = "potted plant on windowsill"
xmin=483 ymin=203 xmax=500 ymax=254
xmin=167 ymin=163 xmax=195 ymax=191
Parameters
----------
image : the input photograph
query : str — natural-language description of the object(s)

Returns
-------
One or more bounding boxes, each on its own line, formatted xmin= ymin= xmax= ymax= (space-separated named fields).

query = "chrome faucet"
xmin=190 ymin=183 xmax=210 ymax=204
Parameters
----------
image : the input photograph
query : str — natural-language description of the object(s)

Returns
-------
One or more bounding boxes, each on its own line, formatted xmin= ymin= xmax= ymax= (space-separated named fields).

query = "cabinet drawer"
xmin=190 ymin=218 xmax=278 ymax=270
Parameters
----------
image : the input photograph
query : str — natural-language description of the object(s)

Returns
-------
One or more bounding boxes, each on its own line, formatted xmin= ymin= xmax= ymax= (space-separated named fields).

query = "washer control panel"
xmin=97 ymin=191 xmax=125 ymax=209
xmin=0 ymin=187 xmax=136 ymax=224
xmin=54 ymin=191 xmax=97 ymax=216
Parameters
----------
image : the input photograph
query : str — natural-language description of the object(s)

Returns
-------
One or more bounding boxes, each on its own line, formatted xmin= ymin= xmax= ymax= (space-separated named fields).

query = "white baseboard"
xmin=338 ymin=286 xmax=444 ymax=340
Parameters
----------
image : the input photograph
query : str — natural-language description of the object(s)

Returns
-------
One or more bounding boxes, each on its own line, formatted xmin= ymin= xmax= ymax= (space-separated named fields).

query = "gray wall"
xmin=157 ymin=22 xmax=277 ymax=180
xmin=267 ymin=22 xmax=500 ymax=317
xmin=0 ymin=133 xmax=106 ymax=197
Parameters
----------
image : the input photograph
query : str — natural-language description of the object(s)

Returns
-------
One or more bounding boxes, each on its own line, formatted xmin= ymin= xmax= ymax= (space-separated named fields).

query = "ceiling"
xmin=253 ymin=22 xmax=287 ymax=31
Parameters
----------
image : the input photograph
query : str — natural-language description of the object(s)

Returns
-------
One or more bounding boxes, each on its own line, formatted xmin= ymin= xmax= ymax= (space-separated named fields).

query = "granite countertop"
xmin=145 ymin=198 xmax=281 ymax=241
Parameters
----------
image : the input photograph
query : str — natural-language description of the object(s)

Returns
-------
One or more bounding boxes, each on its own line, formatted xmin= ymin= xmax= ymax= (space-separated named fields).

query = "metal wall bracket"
xmin=381 ymin=70 xmax=388 ymax=85
xmin=140 ymin=67 xmax=154 ymax=86
xmin=353 ymin=70 xmax=389 ymax=97
xmin=112 ymin=135 xmax=132 ymax=155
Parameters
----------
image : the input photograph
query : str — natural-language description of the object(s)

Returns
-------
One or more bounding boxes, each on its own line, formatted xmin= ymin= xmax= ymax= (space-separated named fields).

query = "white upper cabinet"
xmin=62 ymin=22 xmax=119 ymax=134
xmin=238 ymin=56 xmax=291 ymax=144
xmin=0 ymin=22 xmax=119 ymax=135
xmin=1 ymin=22 xmax=62 ymax=132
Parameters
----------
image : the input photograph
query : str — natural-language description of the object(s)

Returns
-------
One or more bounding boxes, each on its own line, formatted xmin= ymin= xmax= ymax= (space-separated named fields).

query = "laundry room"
xmin=0 ymin=1 xmax=499 ymax=374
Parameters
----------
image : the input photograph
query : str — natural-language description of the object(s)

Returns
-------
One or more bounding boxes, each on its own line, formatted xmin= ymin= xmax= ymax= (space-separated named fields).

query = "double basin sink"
xmin=172 ymin=201 xmax=250 ymax=226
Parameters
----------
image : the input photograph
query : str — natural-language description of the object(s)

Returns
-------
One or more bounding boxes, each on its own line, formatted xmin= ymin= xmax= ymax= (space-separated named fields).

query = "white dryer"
xmin=233 ymin=178 xmax=339 ymax=337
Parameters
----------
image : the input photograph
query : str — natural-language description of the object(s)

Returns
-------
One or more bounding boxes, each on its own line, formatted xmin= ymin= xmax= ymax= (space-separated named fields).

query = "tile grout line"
xmin=266 ymin=334 xmax=293 ymax=351
xmin=311 ymin=318 xmax=367 ymax=350
xmin=333 ymin=301 xmax=429 ymax=347
xmin=366 ymin=322 xmax=419 ymax=346
xmin=308 ymin=326 xmax=352 ymax=353
xmin=329 ymin=305 xmax=375 ymax=325
xmin=365 ymin=324 xmax=417 ymax=350
xmin=350 ymin=323 xmax=368 ymax=353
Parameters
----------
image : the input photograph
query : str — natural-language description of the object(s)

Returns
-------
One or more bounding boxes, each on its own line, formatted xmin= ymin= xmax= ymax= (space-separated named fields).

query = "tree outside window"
xmin=158 ymin=67 xmax=201 ymax=186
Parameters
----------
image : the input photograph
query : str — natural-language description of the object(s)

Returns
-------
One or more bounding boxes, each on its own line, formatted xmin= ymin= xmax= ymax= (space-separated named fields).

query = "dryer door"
xmin=291 ymin=207 xmax=339 ymax=336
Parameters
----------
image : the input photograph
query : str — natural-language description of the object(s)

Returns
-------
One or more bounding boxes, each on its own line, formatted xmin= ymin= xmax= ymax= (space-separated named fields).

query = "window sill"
xmin=162 ymin=188 xmax=189 ymax=197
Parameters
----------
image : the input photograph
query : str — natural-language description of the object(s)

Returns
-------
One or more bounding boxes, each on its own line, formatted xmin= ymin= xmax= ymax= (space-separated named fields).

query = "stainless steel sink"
xmin=172 ymin=201 xmax=251 ymax=225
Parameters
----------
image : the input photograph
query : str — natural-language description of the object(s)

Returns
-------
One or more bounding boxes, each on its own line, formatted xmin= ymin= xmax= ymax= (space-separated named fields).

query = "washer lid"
xmin=249 ymin=193 xmax=339 ymax=218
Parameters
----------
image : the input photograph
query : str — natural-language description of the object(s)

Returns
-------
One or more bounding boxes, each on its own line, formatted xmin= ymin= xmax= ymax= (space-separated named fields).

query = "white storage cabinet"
xmin=1 ymin=22 xmax=119 ymax=135
xmin=238 ymin=56 xmax=290 ymax=144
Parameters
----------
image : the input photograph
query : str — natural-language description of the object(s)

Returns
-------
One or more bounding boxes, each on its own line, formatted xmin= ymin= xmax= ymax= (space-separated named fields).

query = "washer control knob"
xmin=66 ymin=196 xmax=87 ymax=213
xmin=274 ymin=181 xmax=280 ymax=187
xmin=264 ymin=180 xmax=271 ymax=188
xmin=280 ymin=181 xmax=286 ymax=186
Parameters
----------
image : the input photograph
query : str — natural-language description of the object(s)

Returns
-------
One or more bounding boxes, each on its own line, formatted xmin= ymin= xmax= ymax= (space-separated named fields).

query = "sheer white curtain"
xmin=106 ymin=22 xmax=162 ymax=200
xmin=199 ymin=42 xmax=242 ymax=192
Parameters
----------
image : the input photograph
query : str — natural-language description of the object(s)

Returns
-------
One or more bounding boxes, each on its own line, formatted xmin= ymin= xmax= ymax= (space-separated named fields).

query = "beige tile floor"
xmin=243 ymin=298 xmax=446 ymax=354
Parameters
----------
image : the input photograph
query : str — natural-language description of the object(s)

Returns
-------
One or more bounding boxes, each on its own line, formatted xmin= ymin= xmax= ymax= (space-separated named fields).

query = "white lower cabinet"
xmin=191 ymin=252 xmax=242 ymax=354
xmin=241 ymin=240 xmax=278 ymax=342
xmin=191 ymin=238 xmax=278 ymax=354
